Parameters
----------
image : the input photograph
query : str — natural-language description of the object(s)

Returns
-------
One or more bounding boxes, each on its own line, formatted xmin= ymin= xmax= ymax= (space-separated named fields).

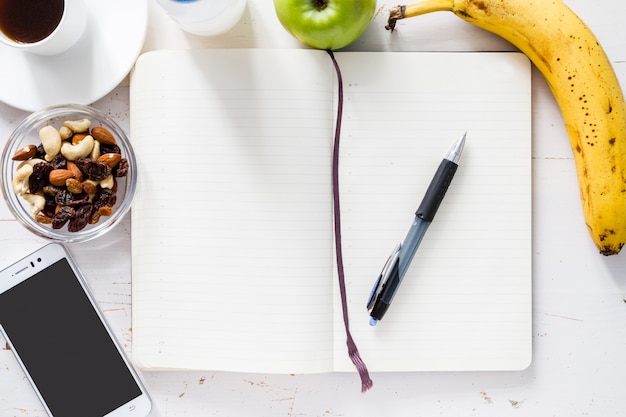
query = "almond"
xmin=97 ymin=153 xmax=122 ymax=168
xmin=49 ymin=169 xmax=75 ymax=187
xmin=91 ymin=126 xmax=116 ymax=145
xmin=11 ymin=144 xmax=37 ymax=161
xmin=66 ymin=161 xmax=83 ymax=182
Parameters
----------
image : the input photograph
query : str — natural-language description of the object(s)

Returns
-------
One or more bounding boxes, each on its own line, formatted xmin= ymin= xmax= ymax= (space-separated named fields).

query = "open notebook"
xmin=129 ymin=49 xmax=532 ymax=373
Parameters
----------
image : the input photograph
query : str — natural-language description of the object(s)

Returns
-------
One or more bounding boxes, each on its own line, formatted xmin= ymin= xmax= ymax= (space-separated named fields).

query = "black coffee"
xmin=0 ymin=0 xmax=64 ymax=44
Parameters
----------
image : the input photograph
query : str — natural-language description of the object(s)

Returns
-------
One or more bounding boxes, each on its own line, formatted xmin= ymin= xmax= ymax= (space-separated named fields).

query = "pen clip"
xmin=366 ymin=243 xmax=401 ymax=310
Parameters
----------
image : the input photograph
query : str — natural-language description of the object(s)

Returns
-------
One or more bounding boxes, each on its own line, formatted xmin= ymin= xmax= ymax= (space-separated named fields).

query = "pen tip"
xmin=369 ymin=317 xmax=378 ymax=326
xmin=446 ymin=133 xmax=466 ymax=163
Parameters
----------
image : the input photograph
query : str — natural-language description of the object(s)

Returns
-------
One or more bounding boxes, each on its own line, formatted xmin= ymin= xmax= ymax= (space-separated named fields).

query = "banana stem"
xmin=386 ymin=0 xmax=454 ymax=31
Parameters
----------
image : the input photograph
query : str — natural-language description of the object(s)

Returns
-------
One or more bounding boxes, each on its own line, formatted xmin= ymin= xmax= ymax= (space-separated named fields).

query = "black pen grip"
xmin=415 ymin=159 xmax=458 ymax=222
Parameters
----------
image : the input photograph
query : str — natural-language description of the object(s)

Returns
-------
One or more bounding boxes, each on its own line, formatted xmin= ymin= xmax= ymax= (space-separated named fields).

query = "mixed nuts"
xmin=10 ymin=118 xmax=129 ymax=232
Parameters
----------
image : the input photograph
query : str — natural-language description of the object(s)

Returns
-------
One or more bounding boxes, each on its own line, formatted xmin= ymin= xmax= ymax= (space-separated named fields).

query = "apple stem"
xmin=327 ymin=49 xmax=373 ymax=393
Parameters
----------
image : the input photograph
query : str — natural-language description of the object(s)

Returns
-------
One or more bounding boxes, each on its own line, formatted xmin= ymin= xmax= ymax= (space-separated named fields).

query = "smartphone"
xmin=0 ymin=243 xmax=152 ymax=417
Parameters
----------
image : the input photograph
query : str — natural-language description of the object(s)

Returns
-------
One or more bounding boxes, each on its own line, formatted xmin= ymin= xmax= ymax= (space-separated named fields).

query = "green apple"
xmin=273 ymin=0 xmax=376 ymax=50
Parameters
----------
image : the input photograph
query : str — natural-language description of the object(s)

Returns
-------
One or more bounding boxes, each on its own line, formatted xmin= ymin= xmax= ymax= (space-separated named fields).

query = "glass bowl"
xmin=1 ymin=104 xmax=137 ymax=242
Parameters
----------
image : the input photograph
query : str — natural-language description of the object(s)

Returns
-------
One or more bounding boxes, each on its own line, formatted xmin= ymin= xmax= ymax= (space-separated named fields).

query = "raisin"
xmin=42 ymin=185 xmax=62 ymax=196
xmin=74 ymin=157 xmax=88 ymax=172
xmin=100 ymin=143 xmax=121 ymax=155
xmin=34 ymin=144 xmax=45 ymax=159
xmin=113 ymin=158 xmax=129 ymax=177
xmin=89 ymin=211 xmax=101 ymax=224
xmin=54 ymin=190 xmax=89 ymax=206
xmin=93 ymin=188 xmax=116 ymax=210
xmin=65 ymin=178 xmax=83 ymax=194
xmin=52 ymin=206 xmax=75 ymax=229
xmin=41 ymin=195 xmax=57 ymax=218
xmin=68 ymin=204 xmax=93 ymax=232
xmin=29 ymin=162 xmax=52 ymax=194
xmin=82 ymin=181 xmax=97 ymax=195
xmin=83 ymin=160 xmax=111 ymax=181
xmin=35 ymin=213 xmax=53 ymax=224
xmin=98 ymin=206 xmax=113 ymax=216
xmin=49 ymin=154 xmax=67 ymax=170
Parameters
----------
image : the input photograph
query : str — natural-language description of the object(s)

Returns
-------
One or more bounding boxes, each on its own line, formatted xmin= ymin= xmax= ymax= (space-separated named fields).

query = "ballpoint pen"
xmin=366 ymin=133 xmax=466 ymax=326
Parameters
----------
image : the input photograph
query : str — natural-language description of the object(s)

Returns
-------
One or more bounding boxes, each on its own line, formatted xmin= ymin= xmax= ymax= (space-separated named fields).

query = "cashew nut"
xmin=61 ymin=135 xmax=95 ymax=161
xmin=63 ymin=118 xmax=91 ymax=133
xmin=22 ymin=193 xmax=46 ymax=215
xmin=59 ymin=125 xmax=73 ymax=140
xmin=99 ymin=174 xmax=115 ymax=189
xmin=90 ymin=139 xmax=101 ymax=160
xmin=17 ymin=158 xmax=46 ymax=170
xmin=12 ymin=164 xmax=33 ymax=195
xmin=39 ymin=125 xmax=62 ymax=162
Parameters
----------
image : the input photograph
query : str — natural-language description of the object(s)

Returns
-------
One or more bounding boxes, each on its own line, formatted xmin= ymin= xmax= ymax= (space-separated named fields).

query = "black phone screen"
xmin=0 ymin=258 xmax=142 ymax=416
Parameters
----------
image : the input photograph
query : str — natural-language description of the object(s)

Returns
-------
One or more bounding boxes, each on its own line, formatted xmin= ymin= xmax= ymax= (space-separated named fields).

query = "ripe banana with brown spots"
xmin=387 ymin=0 xmax=626 ymax=255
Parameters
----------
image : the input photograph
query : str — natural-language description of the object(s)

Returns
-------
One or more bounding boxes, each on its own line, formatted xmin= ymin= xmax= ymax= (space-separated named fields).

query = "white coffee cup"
xmin=0 ymin=0 xmax=87 ymax=56
xmin=154 ymin=0 xmax=247 ymax=36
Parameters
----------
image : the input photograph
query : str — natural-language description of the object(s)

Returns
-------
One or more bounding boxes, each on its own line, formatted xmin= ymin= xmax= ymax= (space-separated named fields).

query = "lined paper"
xmin=130 ymin=50 xmax=336 ymax=372
xmin=130 ymin=49 xmax=532 ymax=373
xmin=332 ymin=53 xmax=532 ymax=371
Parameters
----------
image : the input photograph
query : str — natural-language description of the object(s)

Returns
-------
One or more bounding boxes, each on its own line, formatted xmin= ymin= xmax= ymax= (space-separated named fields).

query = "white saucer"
xmin=0 ymin=0 xmax=148 ymax=112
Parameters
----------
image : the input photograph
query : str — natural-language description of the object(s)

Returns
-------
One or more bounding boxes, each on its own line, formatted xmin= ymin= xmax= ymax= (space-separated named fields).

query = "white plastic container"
xmin=154 ymin=0 xmax=246 ymax=36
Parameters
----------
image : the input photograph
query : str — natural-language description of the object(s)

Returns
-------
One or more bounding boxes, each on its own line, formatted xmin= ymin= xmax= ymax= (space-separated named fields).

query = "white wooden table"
xmin=2 ymin=1 xmax=626 ymax=416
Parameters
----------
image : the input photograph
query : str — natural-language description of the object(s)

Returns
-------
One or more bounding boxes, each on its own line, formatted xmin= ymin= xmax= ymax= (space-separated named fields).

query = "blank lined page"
xmin=333 ymin=52 xmax=532 ymax=371
xmin=130 ymin=49 xmax=532 ymax=374
xmin=130 ymin=49 xmax=337 ymax=373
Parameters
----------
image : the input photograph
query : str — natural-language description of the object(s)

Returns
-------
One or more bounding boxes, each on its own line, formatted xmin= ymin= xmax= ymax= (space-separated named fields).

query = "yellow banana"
xmin=387 ymin=0 xmax=626 ymax=255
